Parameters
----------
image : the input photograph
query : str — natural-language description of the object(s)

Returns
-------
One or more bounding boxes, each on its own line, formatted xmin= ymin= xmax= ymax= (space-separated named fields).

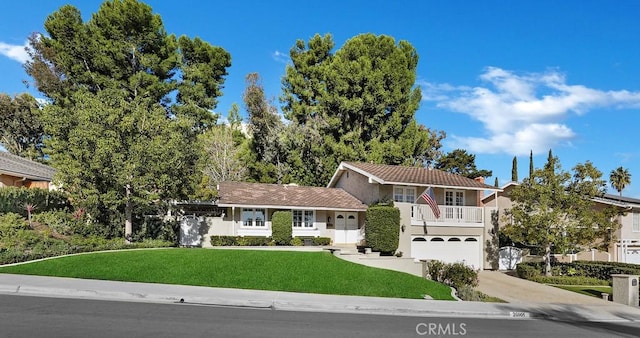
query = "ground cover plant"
xmin=0 ymin=249 xmax=454 ymax=300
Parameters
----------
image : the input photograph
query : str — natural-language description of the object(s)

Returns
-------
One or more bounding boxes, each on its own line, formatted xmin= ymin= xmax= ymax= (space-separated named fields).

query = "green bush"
xmin=0 ymin=187 xmax=71 ymax=216
xmin=365 ymin=205 xmax=400 ymax=253
xmin=290 ymin=237 xmax=304 ymax=246
xmin=312 ymin=237 xmax=331 ymax=246
xmin=32 ymin=211 xmax=74 ymax=236
xmin=210 ymin=236 xmax=238 ymax=246
xmin=237 ymin=236 xmax=272 ymax=246
xmin=426 ymin=260 xmax=478 ymax=290
xmin=271 ymin=211 xmax=292 ymax=245
xmin=516 ymin=263 xmax=541 ymax=279
xmin=0 ymin=212 xmax=29 ymax=238
xmin=531 ymin=275 xmax=610 ymax=286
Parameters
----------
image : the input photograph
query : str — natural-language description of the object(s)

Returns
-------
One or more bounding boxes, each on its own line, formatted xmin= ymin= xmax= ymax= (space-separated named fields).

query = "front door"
xmin=334 ymin=212 xmax=358 ymax=244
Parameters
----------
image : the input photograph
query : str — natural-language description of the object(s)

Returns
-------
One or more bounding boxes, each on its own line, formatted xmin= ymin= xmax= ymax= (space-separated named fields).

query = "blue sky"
xmin=2 ymin=1 xmax=639 ymax=196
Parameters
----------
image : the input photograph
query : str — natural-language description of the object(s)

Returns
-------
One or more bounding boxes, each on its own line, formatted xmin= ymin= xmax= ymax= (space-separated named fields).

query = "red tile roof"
xmin=217 ymin=181 xmax=368 ymax=211
xmin=339 ymin=162 xmax=498 ymax=190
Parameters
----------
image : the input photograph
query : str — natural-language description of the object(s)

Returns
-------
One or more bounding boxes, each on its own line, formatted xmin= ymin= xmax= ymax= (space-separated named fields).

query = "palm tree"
xmin=610 ymin=166 xmax=631 ymax=198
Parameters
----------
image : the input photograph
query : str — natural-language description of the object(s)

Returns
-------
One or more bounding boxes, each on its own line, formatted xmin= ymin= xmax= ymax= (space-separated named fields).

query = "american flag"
xmin=420 ymin=187 xmax=440 ymax=219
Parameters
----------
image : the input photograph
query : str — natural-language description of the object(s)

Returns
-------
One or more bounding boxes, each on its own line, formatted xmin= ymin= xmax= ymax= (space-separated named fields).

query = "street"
xmin=0 ymin=294 xmax=639 ymax=337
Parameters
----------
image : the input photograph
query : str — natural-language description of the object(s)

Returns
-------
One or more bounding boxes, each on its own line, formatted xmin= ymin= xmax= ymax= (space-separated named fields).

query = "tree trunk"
xmin=544 ymin=244 xmax=552 ymax=277
xmin=125 ymin=184 xmax=132 ymax=244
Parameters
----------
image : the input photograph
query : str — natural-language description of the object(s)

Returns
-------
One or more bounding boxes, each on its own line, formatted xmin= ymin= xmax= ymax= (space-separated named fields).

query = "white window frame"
xmin=633 ymin=212 xmax=640 ymax=232
xmin=393 ymin=186 xmax=417 ymax=203
xmin=293 ymin=210 xmax=315 ymax=228
xmin=241 ymin=208 xmax=267 ymax=227
xmin=445 ymin=190 xmax=465 ymax=206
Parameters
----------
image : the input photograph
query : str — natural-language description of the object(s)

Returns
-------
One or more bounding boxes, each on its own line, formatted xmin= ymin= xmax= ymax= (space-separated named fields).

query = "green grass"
xmin=0 ymin=248 xmax=454 ymax=300
xmin=551 ymin=285 xmax=612 ymax=298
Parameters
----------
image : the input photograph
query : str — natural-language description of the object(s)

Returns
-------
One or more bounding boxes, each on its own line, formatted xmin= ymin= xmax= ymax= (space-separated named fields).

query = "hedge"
xmin=517 ymin=260 xmax=640 ymax=283
xmin=271 ymin=211 xmax=292 ymax=245
xmin=365 ymin=205 xmax=399 ymax=253
xmin=210 ymin=235 xmax=331 ymax=247
xmin=0 ymin=187 xmax=71 ymax=216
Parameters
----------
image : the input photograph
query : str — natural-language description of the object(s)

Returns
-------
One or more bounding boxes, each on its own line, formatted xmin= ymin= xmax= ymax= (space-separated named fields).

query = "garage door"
xmin=411 ymin=236 xmax=481 ymax=269
xmin=625 ymin=248 xmax=640 ymax=265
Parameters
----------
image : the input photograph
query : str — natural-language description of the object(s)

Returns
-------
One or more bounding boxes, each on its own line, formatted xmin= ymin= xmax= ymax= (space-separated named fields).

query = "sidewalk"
xmin=2 ymin=273 xmax=640 ymax=322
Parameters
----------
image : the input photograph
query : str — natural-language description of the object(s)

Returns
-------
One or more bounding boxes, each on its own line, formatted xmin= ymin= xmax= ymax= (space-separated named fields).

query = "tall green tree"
xmin=281 ymin=33 xmax=443 ymax=185
xmin=529 ymin=150 xmax=534 ymax=179
xmin=503 ymin=156 xmax=619 ymax=276
xmin=434 ymin=149 xmax=492 ymax=179
xmin=0 ymin=93 xmax=46 ymax=161
xmin=609 ymin=166 xmax=631 ymax=198
xmin=243 ymin=73 xmax=288 ymax=184
xmin=511 ymin=156 xmax=518 ymax=182
xmin=25 ymin=0 xmax=231 ymax=240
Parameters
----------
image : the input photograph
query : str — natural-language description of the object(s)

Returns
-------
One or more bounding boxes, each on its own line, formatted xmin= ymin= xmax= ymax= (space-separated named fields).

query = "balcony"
xmin=411 ymin=205 xmax=484 ymax=227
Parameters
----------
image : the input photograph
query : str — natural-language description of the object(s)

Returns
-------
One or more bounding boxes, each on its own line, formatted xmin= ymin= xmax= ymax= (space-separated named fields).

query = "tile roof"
xmin=0 ymin=151 xmax=56 ymax=181
xmin=338 ymin=162 xmax=499 ymax=190
xmin=217 ymin=181 xmax=368 ymax=211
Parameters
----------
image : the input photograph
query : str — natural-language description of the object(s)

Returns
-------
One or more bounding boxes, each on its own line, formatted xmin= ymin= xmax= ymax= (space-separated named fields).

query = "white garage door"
xmin=411 ymin=235 xmax=481 ymax=269
xmin=625 ymin=248 xmax=640 ymax=265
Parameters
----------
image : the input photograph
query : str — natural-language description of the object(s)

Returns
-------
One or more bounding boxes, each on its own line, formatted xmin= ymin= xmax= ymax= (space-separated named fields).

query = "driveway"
xmin=477 ymin=270 xmax=611 ymax=304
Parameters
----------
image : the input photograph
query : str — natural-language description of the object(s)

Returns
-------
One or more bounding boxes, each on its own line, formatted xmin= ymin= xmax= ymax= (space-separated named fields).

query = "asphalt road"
xmin=1 ymin=294 xmax=639 ymax=338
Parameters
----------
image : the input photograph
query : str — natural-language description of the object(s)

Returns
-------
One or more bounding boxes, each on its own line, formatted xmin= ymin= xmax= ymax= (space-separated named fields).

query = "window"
xmin=293 ymin=210 xmax=314 ymax=228
xmin=445 ymin=190 xmax=464 ymax=206
xmin=241 ymin=208 xmax=266 ymax=227
xmin=393 ymin=186 xmax=417 ymax=203
xmin=634 ymin=213 xmax=640 ymax=232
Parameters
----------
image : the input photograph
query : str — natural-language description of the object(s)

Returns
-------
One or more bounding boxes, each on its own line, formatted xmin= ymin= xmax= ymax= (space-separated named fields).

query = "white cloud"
xmin=272 ymin=50 xmax=288 ymax=64
xmin=0 ymin=41 xmax=29 ymax=63
xmin=422 ymin=67 xmax=640 ymax=155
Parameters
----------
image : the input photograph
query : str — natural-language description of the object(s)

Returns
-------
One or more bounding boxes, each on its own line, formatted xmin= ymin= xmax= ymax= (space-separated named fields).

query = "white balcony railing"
xmin=411 ymin=205 xmax=484 ymax=226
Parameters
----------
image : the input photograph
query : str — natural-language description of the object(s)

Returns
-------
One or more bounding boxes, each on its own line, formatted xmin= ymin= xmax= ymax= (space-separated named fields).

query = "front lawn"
xmin=0 ymin=248 xmax=454 ymax=300
xmin=551 ymin=285 xmax=612 ymax=299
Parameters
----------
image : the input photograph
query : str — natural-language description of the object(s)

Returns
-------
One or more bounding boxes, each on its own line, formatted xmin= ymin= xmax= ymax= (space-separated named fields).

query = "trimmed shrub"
xmin=0 ymin=187 xmax=71 ymax=216
xmin=210 ymin=235 xmax=238 ymax=246
xmin=516 ymin=263 xmax=541 ymax=279
xmin=290 ymin=237 xmax=304 ymax=246
xmin=312 ymin=237 xmax=331 ymax=246
xmin=365 ymin=205 xmax=400 ymax=253
xmin=271 ymin=211 xmax=292 ymax=245
xmin=237 ymin=236 xmax=272 ymax=246
xmin=531 ymin=275 xmax=610 ymax=286
xmin=426 ymin=260 xmax=478 ymax=290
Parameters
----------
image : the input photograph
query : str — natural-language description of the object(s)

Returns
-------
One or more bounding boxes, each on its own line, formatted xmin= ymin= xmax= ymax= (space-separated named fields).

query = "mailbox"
xmin=611 ymin=274 xmax=640 ymax=307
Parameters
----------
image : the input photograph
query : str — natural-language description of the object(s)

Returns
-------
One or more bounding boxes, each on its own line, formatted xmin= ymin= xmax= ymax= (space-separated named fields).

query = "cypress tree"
xmin=511 ymin=156 xmax=518 ymax=182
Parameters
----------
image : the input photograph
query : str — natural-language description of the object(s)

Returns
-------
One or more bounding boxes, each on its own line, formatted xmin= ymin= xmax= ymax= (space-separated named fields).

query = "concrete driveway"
xmin=477 ymin=270 xmax=613 ymax=304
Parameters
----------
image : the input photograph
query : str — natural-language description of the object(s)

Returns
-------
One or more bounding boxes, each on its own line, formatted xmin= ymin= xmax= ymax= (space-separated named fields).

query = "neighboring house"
xmin=483 ymin=183 xmax=640 ymax=265
xmin=0 ymin=151 xmax=56 ymax=190
xmin=327 ymin=162 xmax=501 ymax=269
xmin=177 ymin=181 xmax=368 ymax=247
xmin=179 ymin=162 xmax=501 ymax=270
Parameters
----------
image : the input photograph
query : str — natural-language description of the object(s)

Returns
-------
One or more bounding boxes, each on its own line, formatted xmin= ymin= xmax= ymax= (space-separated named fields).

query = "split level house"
xmin=0 ymin=151 xmax=56 ymax=190
xmin=483 ymin=182 xmax=640 ymax=265
xmin=179 ymin=162 xmax=501 ymax=270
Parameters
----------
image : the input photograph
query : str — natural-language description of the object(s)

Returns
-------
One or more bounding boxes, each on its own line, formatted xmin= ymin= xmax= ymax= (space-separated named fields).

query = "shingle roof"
xmin=335 ymin=162 xmax=499 ymax=190
xmin=0 ymin=151 xmax=56 ymax=181
xmin=217 ymin=181 xmax=368 ymax=211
